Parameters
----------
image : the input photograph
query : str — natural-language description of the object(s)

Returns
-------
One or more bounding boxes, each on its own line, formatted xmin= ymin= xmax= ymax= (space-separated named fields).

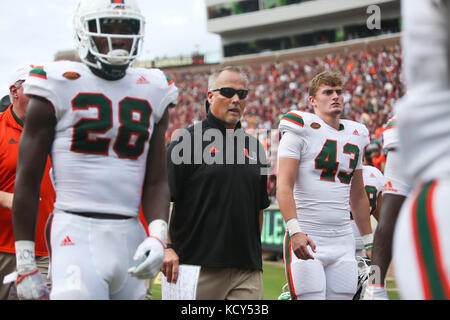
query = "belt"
xmin=67 ymin=211 xmax=132 ymax=220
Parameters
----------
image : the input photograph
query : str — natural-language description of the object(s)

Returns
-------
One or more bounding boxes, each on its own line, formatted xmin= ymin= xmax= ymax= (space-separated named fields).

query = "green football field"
xmin=150 ymin=262 xmax=399 ymax=300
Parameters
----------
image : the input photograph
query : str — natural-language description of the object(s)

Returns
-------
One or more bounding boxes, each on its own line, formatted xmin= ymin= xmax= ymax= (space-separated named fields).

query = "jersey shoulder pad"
xmin=279 ymin=110 xmax=310 ymax=136
xmin=382 ymin=117 xmax=398 ymax=150
xmin=345 ymin=120 xmax=369 ymax=137
xmin=364 ymin=165 xmax=383 ymax=178
xmin=342 ymin=119 xmax=370 ymax=145
xmin=137 ymin=67 xmax=176 ymax=89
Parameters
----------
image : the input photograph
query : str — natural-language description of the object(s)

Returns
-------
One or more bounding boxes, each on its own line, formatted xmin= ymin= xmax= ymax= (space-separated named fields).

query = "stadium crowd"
xmin=166 ymin=44 xmax=403 ymax=142
xmin=165 ymin=45 xmax=404 ymax=201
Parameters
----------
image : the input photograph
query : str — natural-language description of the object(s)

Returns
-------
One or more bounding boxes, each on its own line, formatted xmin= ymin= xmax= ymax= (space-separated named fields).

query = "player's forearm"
xmin=351 ymin=195 xmax=372 ymax=236
xmin=12 ymin=174 xmax=42 ymax=241
xmin=142 ymin=180 xmax=170 ymax=223
xmin=372 ymin=194 xmax=406 ymax=283
xmin=276 ymin=185 xmax=298 ymax=222
xmin=0 ymin=191 xmax=13 ymax=209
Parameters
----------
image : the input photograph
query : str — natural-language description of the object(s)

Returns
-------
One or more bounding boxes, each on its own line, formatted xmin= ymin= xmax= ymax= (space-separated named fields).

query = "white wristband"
xmin=286 ymin=218 xmax=302 ymax=237
xmin=148 ymin=219 xmax=168 ymax=246
xmin=362 ymin=233 xmax=374 ymax=246
xmin=15 ymin=241 xmax=37 ymax=274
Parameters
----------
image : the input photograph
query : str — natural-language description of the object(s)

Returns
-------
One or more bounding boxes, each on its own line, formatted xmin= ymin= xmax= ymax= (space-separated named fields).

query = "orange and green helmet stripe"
xmin=412 ymin=181 xmax=450 ymax=300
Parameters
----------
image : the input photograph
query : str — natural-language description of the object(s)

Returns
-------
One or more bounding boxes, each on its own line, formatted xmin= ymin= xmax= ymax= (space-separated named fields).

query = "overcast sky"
xmin=0 ymin=0 xmax=221 ymax=97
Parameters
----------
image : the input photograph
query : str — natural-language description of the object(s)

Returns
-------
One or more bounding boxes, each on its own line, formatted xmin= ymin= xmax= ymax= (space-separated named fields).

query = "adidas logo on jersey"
xmin=370 ymin=173 xmax=376 ymax=178
xmin=137 ymin=76 xmax=149 ymax=84
xmin=383 ymin=181 xmax=398 ymax=193
xmin=353 ymin=129 xmax=360 ymax=136
xmin=60 ymin=236 xmax=75 ymax=247
xmin=8 ymin=138 xmax=18 ymax=144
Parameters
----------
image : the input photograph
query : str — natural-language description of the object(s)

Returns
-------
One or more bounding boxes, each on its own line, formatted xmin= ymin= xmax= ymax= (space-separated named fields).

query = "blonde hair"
xmin=308 ymin=71 xmax=343 ymax=97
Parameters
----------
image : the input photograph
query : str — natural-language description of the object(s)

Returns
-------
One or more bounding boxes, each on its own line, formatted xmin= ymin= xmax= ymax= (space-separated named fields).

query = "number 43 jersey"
xmin=23 ymin=61 xmax=178 ymax=217
xmin=278 ymin=111 xmax=370 ymax=235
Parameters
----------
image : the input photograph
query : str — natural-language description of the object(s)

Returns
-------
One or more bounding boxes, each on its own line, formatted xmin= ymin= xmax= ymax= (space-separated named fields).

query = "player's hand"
xmin=161 ymin=248 xmax=179 ymax=284
xmin=290 ymin=232 xmax=316 ymax=260
xmin=128 ymin=236 xmax=165 ymax=279
xmin=16 ymin=269 xmax=49 ymax=300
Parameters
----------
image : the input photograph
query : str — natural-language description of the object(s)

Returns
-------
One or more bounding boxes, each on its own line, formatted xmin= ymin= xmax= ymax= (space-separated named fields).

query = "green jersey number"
xmin=365 ymin=185 xmax=378 ymax=213
xmin=71 ymin=93 xmax=152 ymax=159
xmin=315 ymin=140 xmax=360 ymax=184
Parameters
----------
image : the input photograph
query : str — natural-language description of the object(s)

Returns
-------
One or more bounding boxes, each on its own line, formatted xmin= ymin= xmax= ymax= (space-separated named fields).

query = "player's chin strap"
xmin=148 ymin=219 xmax=168 ymax=248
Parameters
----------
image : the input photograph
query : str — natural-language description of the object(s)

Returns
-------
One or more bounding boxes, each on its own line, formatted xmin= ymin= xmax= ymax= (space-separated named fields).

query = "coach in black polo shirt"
xmin=162 ymin=66 xmax=270 ymax=300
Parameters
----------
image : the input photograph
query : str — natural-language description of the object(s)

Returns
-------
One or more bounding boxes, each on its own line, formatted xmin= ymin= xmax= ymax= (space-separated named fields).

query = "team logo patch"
xmin=62 ymin=72 xmax=81 ymax=80
xmin=310 ymin=122 xmax=321 ymax=129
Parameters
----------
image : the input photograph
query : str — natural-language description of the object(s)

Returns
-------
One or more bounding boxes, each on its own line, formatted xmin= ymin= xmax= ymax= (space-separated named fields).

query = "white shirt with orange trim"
xmin=382 ymin=117 xmax=412 ymax=196
xmin=278 ymin=111 xmax=370 ymax=236
xmin=23 ymin=61 xmax=178 ymax=217
xmin=352 ymin=165 xmax=386 ymax=250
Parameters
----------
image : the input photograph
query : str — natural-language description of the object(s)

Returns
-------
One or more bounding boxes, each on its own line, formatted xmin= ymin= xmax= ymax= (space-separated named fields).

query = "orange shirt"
xmin=0 ymin=105 xmax=55 ymax=256
xmin=372 ymin=154 xmax=386 ymax=172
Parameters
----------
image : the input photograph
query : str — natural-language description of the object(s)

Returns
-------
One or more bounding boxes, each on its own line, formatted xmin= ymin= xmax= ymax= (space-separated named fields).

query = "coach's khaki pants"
xmin=196 ymin=267 xmax=263 ymax=300
xmin=0 ymin=252 xmax=15 ymax=300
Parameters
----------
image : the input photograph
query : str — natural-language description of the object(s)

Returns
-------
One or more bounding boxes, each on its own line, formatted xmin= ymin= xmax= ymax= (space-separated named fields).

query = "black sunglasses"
xmin=212 ymin=87 xmax=249 ymax=100
xmin=322 ymin=89 xmax=343 ymax=96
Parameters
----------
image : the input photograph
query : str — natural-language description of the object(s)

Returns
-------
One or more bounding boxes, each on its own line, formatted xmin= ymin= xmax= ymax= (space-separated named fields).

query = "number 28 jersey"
xmin=23 ymin=61 xmax=178 ymax=217
xmin=278 ymin=111 xmax=370 ymax=235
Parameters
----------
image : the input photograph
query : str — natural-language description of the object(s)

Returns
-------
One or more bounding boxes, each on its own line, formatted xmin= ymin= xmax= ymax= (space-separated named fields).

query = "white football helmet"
xmin=73 ymin=0 xmax=145 ymax=78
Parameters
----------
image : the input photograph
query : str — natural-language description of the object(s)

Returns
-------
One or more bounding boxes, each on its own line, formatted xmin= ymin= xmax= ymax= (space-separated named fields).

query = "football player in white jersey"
xmin=393 ymin=0 xmax=450 ymax=300
xmin=363 ymin=117 xmax=412 ymax=300
xmin=277 ymin=71 xmax=372 ymax=300
xmin=351 ymin=164 xmax=386 ymax=257
xmin=11 ymin=0 xmax=178 ymax=300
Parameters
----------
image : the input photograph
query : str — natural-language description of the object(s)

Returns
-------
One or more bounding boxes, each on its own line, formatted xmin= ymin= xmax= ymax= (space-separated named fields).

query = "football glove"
xmin=16 ymin=269 xmax=49 ymax=300
xmin=128 ymin=236 xmax=165 ymax=279
xmin=15 ymin=240 xmax=49 ymax=300
xmin=363 ymin=284 xmax=389 ymax=300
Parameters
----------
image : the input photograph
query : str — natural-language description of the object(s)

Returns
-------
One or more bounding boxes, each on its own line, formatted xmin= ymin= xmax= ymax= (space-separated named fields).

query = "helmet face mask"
xmin=73 ymin=0 xmax=145 ymax=79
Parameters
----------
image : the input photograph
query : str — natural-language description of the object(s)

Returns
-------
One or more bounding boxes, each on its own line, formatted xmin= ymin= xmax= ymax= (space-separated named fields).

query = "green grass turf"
xmin=149 ymin=263 xmax=401 ymax=300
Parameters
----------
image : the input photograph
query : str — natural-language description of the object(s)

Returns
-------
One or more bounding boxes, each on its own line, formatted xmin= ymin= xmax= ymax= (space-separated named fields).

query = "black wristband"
xmin=166 ymin=243 xmax=174 ymax=249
